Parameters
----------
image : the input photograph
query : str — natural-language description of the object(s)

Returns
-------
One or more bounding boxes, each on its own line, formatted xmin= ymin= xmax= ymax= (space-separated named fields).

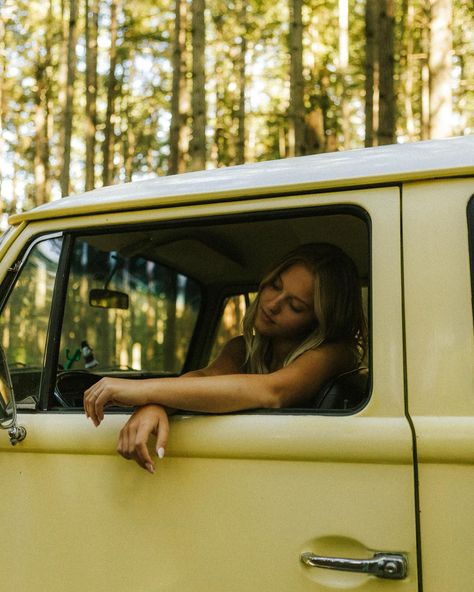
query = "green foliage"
xmin=0 ymin=0 xmax=472 ymax=215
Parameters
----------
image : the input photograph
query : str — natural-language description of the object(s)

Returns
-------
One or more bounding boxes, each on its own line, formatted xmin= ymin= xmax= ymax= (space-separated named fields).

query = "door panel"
xmin=0 ymin=187 xmax=418 ymax=591
xmin=403 ymin=179 xmax=474 ymax=591
xmin=2 ymin=415 xmax=416 ymax=592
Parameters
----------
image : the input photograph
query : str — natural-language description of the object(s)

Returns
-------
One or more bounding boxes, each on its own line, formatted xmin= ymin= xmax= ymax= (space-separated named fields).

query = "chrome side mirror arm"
xmin=0 ymin=346 xmax=27 ymax=445
xmin=7 ymin=424 xmax=27 ymax=446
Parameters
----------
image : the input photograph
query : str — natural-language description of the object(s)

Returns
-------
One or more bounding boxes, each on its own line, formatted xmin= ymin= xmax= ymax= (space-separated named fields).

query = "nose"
xmin=267 ymin=294 xmax=283 ymax=314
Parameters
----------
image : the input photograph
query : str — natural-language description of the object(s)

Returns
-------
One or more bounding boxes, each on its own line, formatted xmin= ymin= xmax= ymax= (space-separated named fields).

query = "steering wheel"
xmin=54 ymin=371 xmax=102 ymax=408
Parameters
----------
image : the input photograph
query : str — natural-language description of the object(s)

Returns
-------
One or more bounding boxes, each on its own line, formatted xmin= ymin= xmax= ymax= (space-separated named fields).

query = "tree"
xmin=429 ymin=0 xmax=453 ymax=138
xmin=288 ymin=0 xmax=304 ymax=156
xmin=189 ymin=0 xmax=206 ymax=171
xmin=85 ymin=0 xmax=99 ymax=191
xmin=0 ymin=5 xmax=8 ymax=204
xmin=169 ymin=0 xmax=188 ymax=175
xmin=378 ymin=0 xmax=396 ymax=144
xmin=235 ymin=0 xmax=248 ymax=164
xmin=338 ymin=0 xmax=350 ymax=149
xmin=102 ymin=0 xmax=121 ymax=187
xmin=364 ymin=0 xmax=396 ymax=146
xmin=364 ymin=0 xmax=377 ymax=146
xmin=60 ymin=0 xmax=80 ymax=197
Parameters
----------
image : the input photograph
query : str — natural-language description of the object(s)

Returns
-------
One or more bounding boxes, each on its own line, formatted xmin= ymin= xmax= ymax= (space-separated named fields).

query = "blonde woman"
xmin=84 ymin=243 xmax=367 ymax=473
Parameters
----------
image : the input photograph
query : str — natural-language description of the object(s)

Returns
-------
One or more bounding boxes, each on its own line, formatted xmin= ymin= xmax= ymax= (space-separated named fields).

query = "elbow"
xmin=264 ymin=385 xmax=286 ymax=409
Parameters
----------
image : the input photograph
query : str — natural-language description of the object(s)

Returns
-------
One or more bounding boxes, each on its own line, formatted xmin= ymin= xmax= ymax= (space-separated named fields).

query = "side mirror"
xmin=0 ymin=347 xmax=27 ymax=445
xmin=89 ymin=288 xmax=129 ymax=310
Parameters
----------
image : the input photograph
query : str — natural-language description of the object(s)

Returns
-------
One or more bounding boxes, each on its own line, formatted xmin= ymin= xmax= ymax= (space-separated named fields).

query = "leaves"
xmin=0 ymin=0 xmax=472 ymax=215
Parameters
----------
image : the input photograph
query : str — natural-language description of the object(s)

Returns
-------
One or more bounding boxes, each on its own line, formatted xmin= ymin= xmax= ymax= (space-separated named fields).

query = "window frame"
xmin=8 ymin=202 xmax=371 ymax=415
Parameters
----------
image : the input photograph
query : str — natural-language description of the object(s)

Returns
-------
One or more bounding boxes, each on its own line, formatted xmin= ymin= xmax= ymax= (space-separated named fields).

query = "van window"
xmin=0 ymin=236 xmax=62 ymax=406
xmin=59 ymin=236 xmax=202 ymax=376
xmin=210 ymin=293 xmax=255 ymax=360
xmin=21 ymin=209 xmax=368 ymax=412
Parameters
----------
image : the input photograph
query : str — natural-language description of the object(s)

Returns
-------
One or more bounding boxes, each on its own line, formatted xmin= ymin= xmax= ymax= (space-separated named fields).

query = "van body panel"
xmin=1 ymin=138 xmax=474 ymax=590
xmin=403 ymin=178 xmax=474 ymax=591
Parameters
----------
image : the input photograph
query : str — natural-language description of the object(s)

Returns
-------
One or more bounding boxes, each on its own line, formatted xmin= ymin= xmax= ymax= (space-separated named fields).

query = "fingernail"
xmin=146 ymin=463 xmax=155 ymax=474
xmin=157 ymin=447 xmax=165 ymax=459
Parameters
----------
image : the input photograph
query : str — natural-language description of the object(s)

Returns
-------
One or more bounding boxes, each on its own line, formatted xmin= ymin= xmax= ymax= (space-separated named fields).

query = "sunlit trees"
xmin=0 ymin=0 xmax=471 ymax=215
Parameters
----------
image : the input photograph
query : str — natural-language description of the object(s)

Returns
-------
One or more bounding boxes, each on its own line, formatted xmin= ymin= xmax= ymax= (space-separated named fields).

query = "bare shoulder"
xmin=268 ymin=342 xmax=358 ymax=408
xmin=282 ymin=342 xmax=357 ymax=387
xmin=206 ymin=335 xmax=247 ymax=375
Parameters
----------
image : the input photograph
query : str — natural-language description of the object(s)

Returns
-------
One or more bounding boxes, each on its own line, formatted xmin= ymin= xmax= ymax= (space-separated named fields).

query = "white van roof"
xmin=10 ymin=135 xmax=474 ymax=224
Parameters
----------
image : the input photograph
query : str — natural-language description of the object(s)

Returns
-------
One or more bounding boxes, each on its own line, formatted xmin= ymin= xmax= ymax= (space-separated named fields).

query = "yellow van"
xmin=0 ymin=136 xmax=473 ymax=591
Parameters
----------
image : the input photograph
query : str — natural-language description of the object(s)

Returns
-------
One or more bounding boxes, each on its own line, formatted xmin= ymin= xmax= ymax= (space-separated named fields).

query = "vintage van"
xmin=0 ymin=136 xmax=473 ymax=591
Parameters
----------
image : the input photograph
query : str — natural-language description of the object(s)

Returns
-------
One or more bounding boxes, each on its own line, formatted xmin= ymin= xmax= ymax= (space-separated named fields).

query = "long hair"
xmin=243 ymin=243 xmax=367 ymax=373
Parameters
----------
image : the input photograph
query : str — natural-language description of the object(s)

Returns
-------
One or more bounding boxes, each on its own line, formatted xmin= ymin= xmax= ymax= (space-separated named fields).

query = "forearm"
xmin=133 ymin=374 xmax=278 ymax=413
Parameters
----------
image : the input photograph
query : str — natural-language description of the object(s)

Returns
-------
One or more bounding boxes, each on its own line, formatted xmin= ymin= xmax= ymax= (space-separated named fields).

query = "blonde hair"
xmin=243 ymin=243 xmax=367 ymax=373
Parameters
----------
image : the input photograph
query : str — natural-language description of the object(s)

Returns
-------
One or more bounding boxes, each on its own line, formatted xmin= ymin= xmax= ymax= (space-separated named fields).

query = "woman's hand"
xmin=84 ymin=377 xmax=149 ymax=426
xmin=117 ymin=405 xmax=170 ymax=474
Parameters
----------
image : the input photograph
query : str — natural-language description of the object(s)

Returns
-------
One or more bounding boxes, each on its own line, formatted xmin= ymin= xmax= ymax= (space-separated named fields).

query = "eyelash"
xmin=270 ymin=278 xmax=305 ymax=313
xmin=289 ymin=303 xmax=304 ymax=314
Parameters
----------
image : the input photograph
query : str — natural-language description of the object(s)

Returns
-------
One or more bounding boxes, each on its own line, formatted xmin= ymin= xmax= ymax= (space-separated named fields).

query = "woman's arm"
xmin=113 ymin=339 xmax=247 ymax=469
xmin=84 ymin=341 xmax=352 ymax=426
xmin=117 ymin=404 xmax=171 ymax=474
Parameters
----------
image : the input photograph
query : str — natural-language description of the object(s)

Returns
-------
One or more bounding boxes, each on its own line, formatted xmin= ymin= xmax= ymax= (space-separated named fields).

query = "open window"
xmin=0 ymin=206 xmax=370 ymax=413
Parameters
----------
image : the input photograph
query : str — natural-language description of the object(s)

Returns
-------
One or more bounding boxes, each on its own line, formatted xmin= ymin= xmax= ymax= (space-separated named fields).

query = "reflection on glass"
xmin=60 ymin=237 xmax=202 ymax=375
xmin=0 ymin=237 xmax=62 ymax=404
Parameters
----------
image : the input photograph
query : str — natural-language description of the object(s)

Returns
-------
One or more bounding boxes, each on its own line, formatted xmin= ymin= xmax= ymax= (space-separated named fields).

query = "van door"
xmin=403 ymin=178 xmax=474 ymax=591
xmin=0 ymin=187 xmax=418 ymax=591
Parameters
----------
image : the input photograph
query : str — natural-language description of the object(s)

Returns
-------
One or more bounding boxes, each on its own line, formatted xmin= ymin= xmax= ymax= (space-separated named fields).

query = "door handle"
xmin=300 ymin=551 xmax=408 ymax=580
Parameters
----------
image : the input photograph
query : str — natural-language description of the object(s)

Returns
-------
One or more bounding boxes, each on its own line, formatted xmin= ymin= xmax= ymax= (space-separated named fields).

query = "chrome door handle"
xmin=300 ymin=551 xmax=408 ymax=580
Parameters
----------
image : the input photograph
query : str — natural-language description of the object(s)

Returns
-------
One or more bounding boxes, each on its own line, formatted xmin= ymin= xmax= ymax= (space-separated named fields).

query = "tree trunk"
xmin=212 ymin=14 xmax=227 ymax=167
xmin=0 ymin=11 xmax=6 ymax=204
xmin=60 ymin=0 xmax=79 ymax=197
xmin=420 ymin=0 xmax=430 ymax=139
xmin=235 ymin=0 xmax=247 ymax=164
xmin=33 ymin=60 xmax=50 ymax=205
xmin=377 ymin=0 xmax=395 ymax=145
xmin=85 ymin=0 xmax=99 ymax=191
xmin=169 ymin=0 xmax=188 ymax=175
xmin=364 ymin=0 xmax=377 ymax=146
xmin=121 ymin=63 xmax=136 ymax=182
xmin=400 ymin=0 xmax=416 ymax=140
xmin=102 ymin=0 xmax=120 ymax=187
xmin=189 ymin=0 xmax=206 ymax=171
xmin=429 ymin=0 xmax=453 ymax=138
xmin=288 ymin=0 xmax=305 ymax=157
xmin=339 ymin=0 xmax=350 ymax=149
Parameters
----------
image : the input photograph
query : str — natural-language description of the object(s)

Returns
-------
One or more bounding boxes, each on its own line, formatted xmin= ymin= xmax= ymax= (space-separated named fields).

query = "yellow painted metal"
xmin=0 ymin=186 xmax=418 ymax=591
xmin=403 ymin=178 xmax=474 ymax=591
xmin=7 ymin=136 xmax=474 ymax=226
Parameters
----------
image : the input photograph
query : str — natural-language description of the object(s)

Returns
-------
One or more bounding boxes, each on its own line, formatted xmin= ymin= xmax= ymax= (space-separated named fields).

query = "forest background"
xmin=0 ymin=0 xmax=472 ymax=227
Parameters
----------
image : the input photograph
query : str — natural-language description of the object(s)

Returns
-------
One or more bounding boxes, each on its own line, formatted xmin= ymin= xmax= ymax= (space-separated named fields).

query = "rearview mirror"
xmin=89 ymin=288 xmax=129 ymax=310
xmin=0 ymin=346 xmax=27 ymax=445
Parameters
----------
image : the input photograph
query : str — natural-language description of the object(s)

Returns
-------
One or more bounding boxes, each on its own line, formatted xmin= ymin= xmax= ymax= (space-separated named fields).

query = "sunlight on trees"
xmin=0 ymin=0 xmax=472 ymax=220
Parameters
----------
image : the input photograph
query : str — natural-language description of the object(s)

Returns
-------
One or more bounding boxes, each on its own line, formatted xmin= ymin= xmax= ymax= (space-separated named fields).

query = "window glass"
xmin=59 ymin=237 xmax=201 ymax=376
xmin=0 ymin=236 xmax=62 ymax=405
xmin=210 ymin=293 xmax=256 ymax=360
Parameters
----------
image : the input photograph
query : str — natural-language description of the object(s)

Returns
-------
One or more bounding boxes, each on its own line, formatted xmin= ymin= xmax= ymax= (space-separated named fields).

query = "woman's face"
xmin=255 ymin=263 xmax=316 ymax=342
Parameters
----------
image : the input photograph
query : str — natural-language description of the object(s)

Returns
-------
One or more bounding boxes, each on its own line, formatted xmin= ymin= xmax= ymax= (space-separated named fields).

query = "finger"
xmin=84 ymin=382 xmax=100 ymax=416
xmin=134 ymin=423 xmax=155 ymax=473
xmin=155 ymin=417 xmax=169 ymax=459
xmin=84 ymin=383 xmax=101 ymax=424
xmin=92 ymin=390 xmax=108 ymax=426
xmin=117 ymin=422 xmax=133 ymax=459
